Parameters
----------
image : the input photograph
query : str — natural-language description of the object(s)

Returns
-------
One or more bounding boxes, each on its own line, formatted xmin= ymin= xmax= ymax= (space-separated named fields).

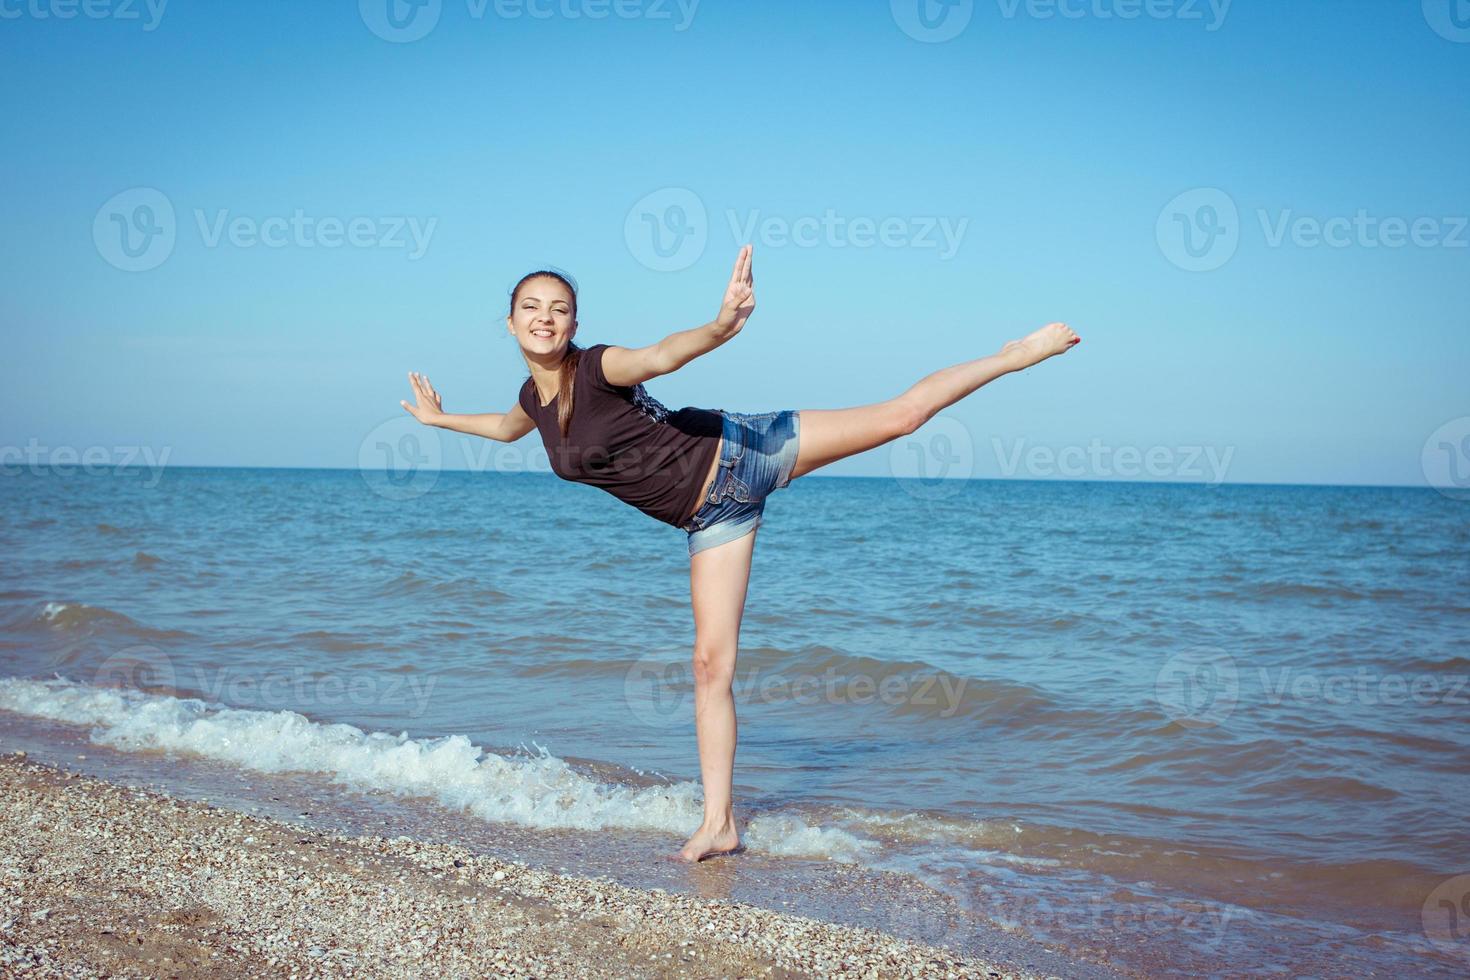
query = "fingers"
xmin=408 ymin=371 xmax=439 ymax=403
xmin=731 ymin=243 xmax=752 ymax=285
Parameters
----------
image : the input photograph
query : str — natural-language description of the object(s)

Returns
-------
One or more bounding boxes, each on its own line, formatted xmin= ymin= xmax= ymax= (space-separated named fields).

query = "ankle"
xmin=701 ymin=811 xmax=737 ymax=832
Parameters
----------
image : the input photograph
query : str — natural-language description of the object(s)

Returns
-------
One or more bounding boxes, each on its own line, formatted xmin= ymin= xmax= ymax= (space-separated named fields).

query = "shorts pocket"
xmin=722 ymin=473 xmax=752 ymax=503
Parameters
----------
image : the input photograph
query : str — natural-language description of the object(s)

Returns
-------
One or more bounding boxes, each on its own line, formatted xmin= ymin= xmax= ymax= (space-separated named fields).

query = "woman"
xmin=400 ymin=245 xmax=1080 ymax=862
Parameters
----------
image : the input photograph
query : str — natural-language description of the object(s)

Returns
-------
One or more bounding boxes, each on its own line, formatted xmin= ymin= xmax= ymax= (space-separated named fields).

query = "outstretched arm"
xmin=602 ymin=244 xmax=756 ymax=387
xmin=400 ymin=372 xmax=535 ymax=442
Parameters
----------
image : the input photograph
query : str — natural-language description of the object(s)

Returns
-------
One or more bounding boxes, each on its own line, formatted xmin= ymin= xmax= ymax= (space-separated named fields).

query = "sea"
xmin=1 ymin=466 xmax=1466 ymax=977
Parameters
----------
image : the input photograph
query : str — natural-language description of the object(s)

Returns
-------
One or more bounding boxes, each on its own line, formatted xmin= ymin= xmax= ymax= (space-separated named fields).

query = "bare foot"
xmin=1005 ymin=322 xmax=1081 ymax=368
xmin=668 ymin=820 xmax=743 ymax=863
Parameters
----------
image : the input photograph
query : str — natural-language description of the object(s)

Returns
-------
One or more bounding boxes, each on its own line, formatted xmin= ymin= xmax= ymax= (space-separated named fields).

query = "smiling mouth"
xmin=531 ymin=329 xmax=553 ymax=338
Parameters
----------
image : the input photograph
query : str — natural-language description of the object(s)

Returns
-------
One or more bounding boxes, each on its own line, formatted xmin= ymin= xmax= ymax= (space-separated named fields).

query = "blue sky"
xmin=3 ymin=0 xmax=1467 ymax=487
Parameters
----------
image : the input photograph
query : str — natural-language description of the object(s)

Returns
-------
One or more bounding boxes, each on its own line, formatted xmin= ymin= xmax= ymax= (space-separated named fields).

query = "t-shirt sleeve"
xmin=517 ymin=377 xmax=535 ymax=416
xmin=585 ymin=343 xmax=618 ymax=391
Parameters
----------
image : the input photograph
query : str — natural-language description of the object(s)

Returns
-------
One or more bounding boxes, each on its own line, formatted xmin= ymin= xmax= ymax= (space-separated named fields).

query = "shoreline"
xmin=0 ymin=752 xmax=1051 ymax=979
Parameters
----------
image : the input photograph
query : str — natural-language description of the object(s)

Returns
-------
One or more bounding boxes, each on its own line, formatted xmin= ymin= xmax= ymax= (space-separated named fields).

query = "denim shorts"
xmin=681 ymin=409 xmax=802 ymax=557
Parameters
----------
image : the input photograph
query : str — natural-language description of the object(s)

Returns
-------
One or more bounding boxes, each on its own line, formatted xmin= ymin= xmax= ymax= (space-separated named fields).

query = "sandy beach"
xmin=0 ymin=752 xmax=1044 ymax=979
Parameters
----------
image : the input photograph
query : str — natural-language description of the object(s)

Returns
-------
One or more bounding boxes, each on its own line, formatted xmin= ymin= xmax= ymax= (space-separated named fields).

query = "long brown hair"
xmin=511 ymin=269 xmax=581 ymax=438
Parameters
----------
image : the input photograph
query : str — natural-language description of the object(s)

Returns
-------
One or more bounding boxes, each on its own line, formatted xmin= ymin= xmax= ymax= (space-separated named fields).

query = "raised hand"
xmin=400 ymin=371 xmax=445 ymax=426
xmin=715 ymin=244 xmax=756 ymax=336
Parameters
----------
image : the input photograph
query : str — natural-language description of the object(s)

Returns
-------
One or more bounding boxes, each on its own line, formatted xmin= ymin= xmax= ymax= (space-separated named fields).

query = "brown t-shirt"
xmin=518 ymin=343 xmax=723 ymax=527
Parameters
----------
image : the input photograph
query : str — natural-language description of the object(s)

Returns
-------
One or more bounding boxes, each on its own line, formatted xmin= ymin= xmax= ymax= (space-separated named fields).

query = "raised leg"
xmin=673 ymin=526 xmax=758 ymax=862
xmin=787 ymin=322 xmax=1079 ymax=481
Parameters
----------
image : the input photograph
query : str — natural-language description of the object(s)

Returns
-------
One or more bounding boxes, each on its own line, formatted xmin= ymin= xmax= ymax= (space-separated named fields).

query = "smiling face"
xmin=507 ymin=275 xmax=578 ymax=359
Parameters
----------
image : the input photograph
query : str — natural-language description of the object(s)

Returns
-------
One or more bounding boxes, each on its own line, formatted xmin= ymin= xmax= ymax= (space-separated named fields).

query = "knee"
xmin=691 ymin=643 xmax=736 ymax=689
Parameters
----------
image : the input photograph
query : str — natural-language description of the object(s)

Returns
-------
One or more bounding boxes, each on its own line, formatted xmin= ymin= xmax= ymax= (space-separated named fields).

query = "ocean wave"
xmin=23 ymin=601 xmax=194 ymax=646
xmin=36 ymin=600 xmax=138 ymax=632
xmin=0 ymin=676 xmax=876 ymax=863
xmin=368 ymin=571 xmax=513 ymax=605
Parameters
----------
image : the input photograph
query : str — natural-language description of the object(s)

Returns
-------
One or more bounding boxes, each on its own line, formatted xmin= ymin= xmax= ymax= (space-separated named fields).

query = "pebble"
xmin=0 ymin=754 xmax=1042 ymax=979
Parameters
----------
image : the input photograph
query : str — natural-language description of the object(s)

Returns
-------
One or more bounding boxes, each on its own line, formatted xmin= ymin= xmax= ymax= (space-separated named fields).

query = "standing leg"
xmin=674 ymin=527 xmax=758 ymax=862
xmin=787 ymin=322 xmax=1080 ymax=482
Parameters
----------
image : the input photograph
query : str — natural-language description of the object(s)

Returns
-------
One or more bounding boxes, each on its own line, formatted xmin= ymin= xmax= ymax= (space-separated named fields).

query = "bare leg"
xmin=672 ymin=527 xmax=758 ymax=862
xmin=787 ymin=322 xmax=1080 ymax=481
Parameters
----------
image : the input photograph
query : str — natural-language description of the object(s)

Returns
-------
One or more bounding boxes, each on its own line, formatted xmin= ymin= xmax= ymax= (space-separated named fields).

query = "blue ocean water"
xmin=1 ymin=466 xmax=1467 ymax=976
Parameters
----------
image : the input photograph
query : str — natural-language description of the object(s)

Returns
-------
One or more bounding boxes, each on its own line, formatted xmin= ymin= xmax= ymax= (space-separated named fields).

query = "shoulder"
xmin=579 ymin=343 xmax=618 ymax=391
xmin=517 ymin=375 xmax=537 ymax=415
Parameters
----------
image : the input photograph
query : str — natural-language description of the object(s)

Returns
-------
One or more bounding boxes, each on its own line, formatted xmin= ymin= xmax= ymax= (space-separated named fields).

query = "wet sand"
xmin=0 ymin=752 xmax=1050 ymax=978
